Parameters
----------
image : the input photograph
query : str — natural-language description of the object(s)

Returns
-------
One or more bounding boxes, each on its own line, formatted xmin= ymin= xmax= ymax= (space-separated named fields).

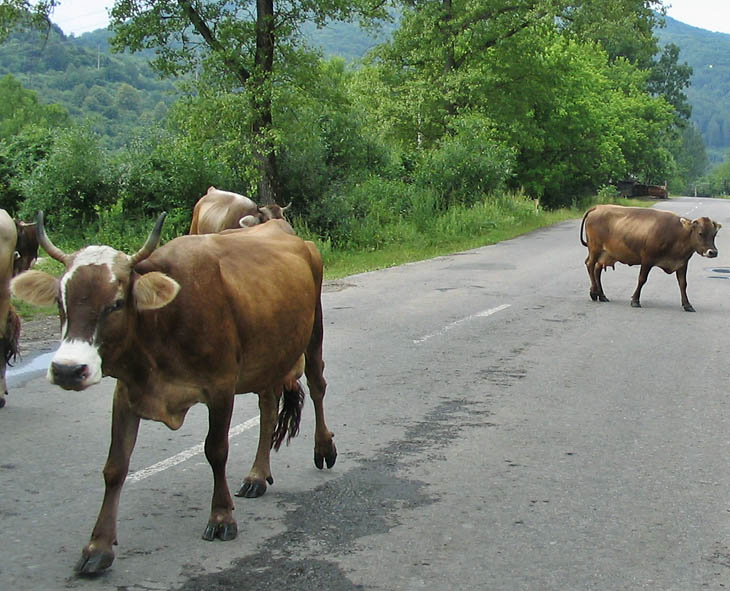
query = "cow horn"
xmin=282 ymin=202 xmax=292 ymax=212
xmin=130 ymin=212 xmax=167 ymax=265
xmin=36 ymin=211 xmax=70 ymax=265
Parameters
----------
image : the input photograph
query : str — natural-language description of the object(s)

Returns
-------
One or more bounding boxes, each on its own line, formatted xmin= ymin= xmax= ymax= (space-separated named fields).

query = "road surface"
xmin=2 ymin=197 xmax=730 ymax=590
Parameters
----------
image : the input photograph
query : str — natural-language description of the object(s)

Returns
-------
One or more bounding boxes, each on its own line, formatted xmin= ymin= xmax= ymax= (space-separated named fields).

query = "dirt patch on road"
xmin=18 ymin=315 xmax=59 ymax=356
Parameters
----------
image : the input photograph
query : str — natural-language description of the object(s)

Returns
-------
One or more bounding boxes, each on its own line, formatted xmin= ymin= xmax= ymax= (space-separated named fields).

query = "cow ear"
xmin=133 ymin=272 xmax=180 ymax=311
xmin=715 ymin=222 xmax=722 ymax=230
xmin=10 ymin=270 xmax=58 ymax=307
xmin=681 ymin=218 xmax=693 ymax=230
xmin=239 ymin=215 xmax=259 ymax=227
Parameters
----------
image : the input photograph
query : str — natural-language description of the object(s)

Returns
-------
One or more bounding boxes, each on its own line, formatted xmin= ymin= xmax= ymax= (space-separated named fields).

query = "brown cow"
xmin=14 ymin=219 xmax=39 ymax=276
xmin=189 ymin=186 xmax=290 ymax=234
xmin=0 ymin=210 xmax=20 ymax=408
xmin=13 ymin=220 xmax=38 ymax=276
xmin=11 ymin=214 xmax=336 ymax=574
xmin=580 ymin=204 xmax=721 ymax=311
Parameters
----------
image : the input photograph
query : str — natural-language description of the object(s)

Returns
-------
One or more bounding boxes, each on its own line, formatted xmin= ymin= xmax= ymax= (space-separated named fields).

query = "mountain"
xmin=0 ymin=24 xmax=177 ymax=148
xmin=656 ymin=16 xmax=730 ymax=159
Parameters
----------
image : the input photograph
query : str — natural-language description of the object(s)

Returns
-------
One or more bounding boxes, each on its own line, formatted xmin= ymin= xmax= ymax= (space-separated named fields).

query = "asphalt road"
xmin=2 ymin=197 xmax=730 ymax=591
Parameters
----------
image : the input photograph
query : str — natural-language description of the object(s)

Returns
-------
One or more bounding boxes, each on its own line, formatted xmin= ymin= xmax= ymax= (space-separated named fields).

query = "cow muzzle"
xmin=48 ymin=340 xmax=103 ymax=391
xmin=50 ymin=361 xmax=92 ymax=391
xmin=703 ymin=248 xmax=718 ymax=258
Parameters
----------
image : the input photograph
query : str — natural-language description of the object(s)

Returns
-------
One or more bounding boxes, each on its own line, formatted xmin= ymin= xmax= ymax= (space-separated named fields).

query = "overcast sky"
xmin=49 ymin=0 xmax=730 ymax=37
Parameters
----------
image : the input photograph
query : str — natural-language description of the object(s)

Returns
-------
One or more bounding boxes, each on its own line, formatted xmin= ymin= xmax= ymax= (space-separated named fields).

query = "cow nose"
xmin=50 ymin=362 xmax=89 ymax=389
xmin=706 ymin=249 xmax=718 ymax=258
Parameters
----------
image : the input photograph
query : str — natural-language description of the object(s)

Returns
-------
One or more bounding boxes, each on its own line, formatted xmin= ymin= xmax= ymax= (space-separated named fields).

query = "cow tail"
xmin=3 ymin=305 xmax=20 ymax=366
xmin=271 ymin=381 xmax=305 ymax=451
xmin=580 ymin=207 xmax=594 ymax=247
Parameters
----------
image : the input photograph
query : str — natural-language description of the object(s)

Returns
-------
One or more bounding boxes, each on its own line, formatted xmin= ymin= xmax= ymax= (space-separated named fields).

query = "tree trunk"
xmin=252 ymin=0 xmax=280 ymax=205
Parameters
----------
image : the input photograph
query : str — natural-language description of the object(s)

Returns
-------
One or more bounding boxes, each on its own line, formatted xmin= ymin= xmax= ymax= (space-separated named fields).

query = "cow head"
xmin=13 ymin=220 xmax=39 ymax=276
xmin=682 ymin=217 xmax=721 ymax=258
xmin=239 ymin=202 xmax=291 ymax=228
xmin=10 ymin=212 xmax=180 ymax=391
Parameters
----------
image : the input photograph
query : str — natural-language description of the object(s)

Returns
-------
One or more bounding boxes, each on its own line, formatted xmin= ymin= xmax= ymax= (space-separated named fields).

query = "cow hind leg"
xmin=306 ymin=299 xmax=337 ymax=470
xmin=593 ymin=263 xmax=608 ymax=302
xmin=586 ymin=254 xmax=608 ymax=302
xmin=236 ymin=388 xmax=279 ymax=498
xmin=202 ymin=395 xmax=237 ymax=541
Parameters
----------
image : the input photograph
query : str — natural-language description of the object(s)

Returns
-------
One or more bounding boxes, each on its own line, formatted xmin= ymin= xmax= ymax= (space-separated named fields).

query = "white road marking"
xmin=127 ymin=415 xmax=260 ymax=484
xmin=412 ymin=303 xmax=511 ymax=345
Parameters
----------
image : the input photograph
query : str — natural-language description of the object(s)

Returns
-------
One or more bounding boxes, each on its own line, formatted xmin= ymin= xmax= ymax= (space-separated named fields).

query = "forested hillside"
xmin=656 ymin=17 xmax=730 ymax=159
xmin=0 ymin=24 xmax=176 ymax=148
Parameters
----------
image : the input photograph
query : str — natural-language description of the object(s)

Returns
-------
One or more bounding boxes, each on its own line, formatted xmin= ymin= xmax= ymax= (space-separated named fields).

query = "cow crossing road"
xmin=2 ymin=197 xmax=730 ymax=590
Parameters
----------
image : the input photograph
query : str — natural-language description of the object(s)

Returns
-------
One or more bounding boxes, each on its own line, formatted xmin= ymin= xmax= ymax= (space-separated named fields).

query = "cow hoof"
xmin=590 ymin=292 xmax=598 ymax=301
xmin=314 ymin=443 xmax=337 ymax=470
xmin=0 ymin=397 xmax=5 ymax=408
xmin=235 ymin=478 xmax=268 ymax=498
xmin=74 ymin=547 xmax=114 ymax=576
xmin=598 ymin=295 xmax=609 ymax=302
xmin=631 ymin=300 xmax=641 ymax=308
xmin=684 ymin=305 xmax=696 ymax=312
xmin=202 ymin=520 xmax=238 ymax=541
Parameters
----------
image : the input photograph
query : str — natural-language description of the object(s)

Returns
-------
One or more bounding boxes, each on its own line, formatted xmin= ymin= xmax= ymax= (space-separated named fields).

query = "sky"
xmin=48 ymin=0 xmax=730 ymax=37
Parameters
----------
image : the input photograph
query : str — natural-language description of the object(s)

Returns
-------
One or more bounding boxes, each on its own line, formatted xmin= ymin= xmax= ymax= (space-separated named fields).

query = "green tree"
xmin=115 ymin=83 xmax=141 ymax=113
xmin=359 ymin=1 xmax=676 ymax=206
xmin=0 ymin=124 xmax=53 ymax=213
xmin=0 ymin=0 xmax=58 ymax=43
xmin=0 ymin=74 xmax=70 ymax=138
xmin=108 ymin=0 xmax=389 ymax=205
xmin=18 ymin=126 xmax=114 ymax=225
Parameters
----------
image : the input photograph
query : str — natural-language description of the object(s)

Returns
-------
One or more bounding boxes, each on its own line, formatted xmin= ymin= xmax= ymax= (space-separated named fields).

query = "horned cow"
xmin=11 ymin=214 xmax=336 ymax=574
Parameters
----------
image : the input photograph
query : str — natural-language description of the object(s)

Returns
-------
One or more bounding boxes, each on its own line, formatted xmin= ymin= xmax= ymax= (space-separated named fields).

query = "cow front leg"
xmin=306 ymin=298 xmax=337 ymax=470
xmin=631 ymin=264 xmax=652 ymax=308
xmin=202 ymin=395 xmax=237 ymax=541
xmin=76 ymin=382 xmax=140 ymax=575
xmin=235 ymin=388 xmax=279 ymax=498
xmin=676 ymin=265 xmax=695 ymax=312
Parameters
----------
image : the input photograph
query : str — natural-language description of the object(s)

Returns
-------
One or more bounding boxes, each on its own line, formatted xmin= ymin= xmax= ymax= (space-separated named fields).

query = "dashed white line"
xmin=127 ymin=415 xmax=260 ymax=484
xmin=412 ymin=303 xmax=511 ymax=344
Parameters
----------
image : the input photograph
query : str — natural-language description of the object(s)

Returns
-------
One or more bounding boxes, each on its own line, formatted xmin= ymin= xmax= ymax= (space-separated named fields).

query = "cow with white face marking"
xmin=11 ymin=213 xmax=336 ymax=575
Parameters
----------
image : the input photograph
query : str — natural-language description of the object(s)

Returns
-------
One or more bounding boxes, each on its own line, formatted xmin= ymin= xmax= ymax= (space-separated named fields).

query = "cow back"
xmin=132 ymin=224 xmax=321 ymax=394
xmin=189 ymin=188 xmax=258 ymax=234
xmin=585 ymin=205 xmax=695 ymax=268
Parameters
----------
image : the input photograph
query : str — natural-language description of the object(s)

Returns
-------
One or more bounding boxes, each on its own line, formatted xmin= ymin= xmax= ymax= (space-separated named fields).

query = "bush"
xmin=18 ymin=126 xmax=115 ymax=226
xmin=413 ymin=117 xmax=515 ymax=210
xmin=113 ymin=130 xmax=239 ymax=233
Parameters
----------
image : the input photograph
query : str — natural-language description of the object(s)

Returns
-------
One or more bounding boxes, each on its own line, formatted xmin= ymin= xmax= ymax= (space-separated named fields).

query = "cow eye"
xmin=104 ymin=299 xmax=124 ymax=315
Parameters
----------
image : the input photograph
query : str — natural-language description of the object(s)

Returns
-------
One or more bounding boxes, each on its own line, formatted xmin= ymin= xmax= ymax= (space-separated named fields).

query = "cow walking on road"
xmin=11 ymin=214 xmax=336 ymax=575
xmin=580 ymin=204 xmax=721 ymax=311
